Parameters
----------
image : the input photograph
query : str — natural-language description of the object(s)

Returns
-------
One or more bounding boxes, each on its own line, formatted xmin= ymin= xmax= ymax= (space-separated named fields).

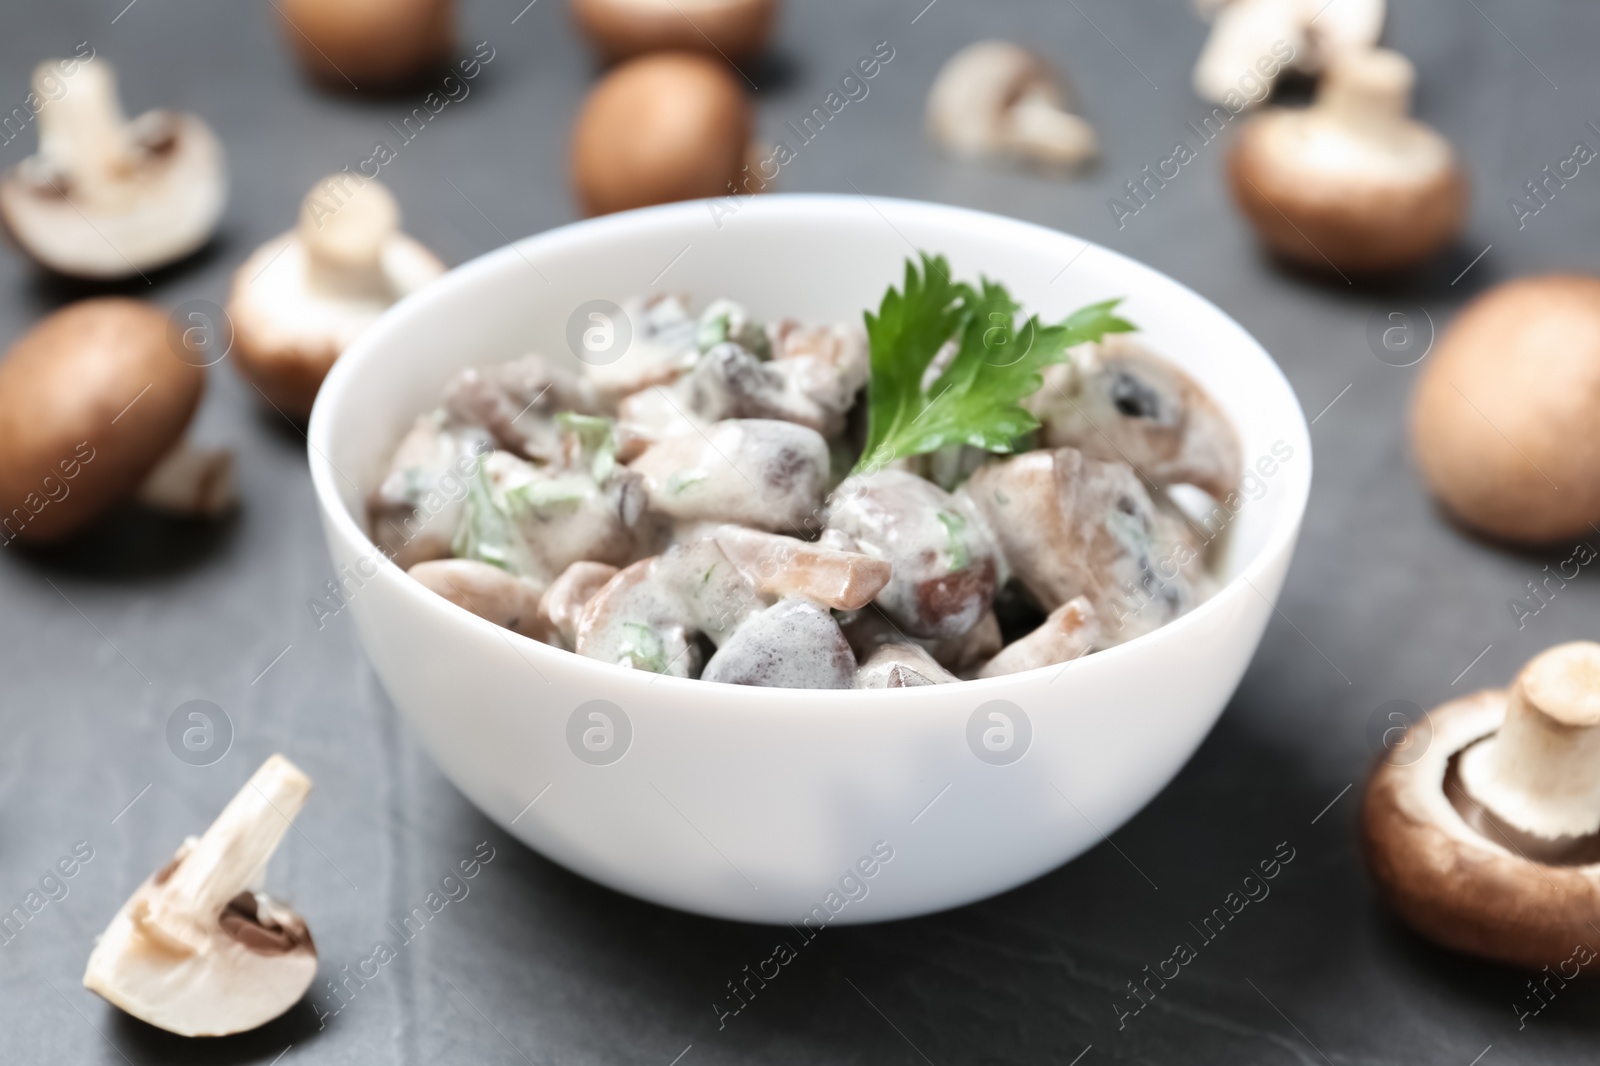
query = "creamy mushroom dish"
xmin=369 ymin=255 xmax=1242 ymax=688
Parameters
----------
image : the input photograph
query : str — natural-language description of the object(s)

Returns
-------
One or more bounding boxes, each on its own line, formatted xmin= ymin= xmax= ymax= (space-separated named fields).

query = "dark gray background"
xmin=1 ymin=1 xmax=1597 ymax=1063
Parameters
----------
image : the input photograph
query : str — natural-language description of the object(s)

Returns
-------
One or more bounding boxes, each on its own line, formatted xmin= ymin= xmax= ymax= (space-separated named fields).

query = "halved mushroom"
xmin=368 ymin=412 xmax=492 ymax=569
xmin=1364 ymin=643 xmax=1600 ymax=968
xmin=1027 ymin=335 xmax=1241 ymax=498
xmin=1228 ymin=48 xmax=1466 ymax=274
xmin=228 ymin=174 xmax=445 ymax=419
xmin=444 ymin=353 xmax=602 ymax=462
xmin=539 ymin=560 xmax=619 ymax=649
xmin=0 ymin=57 xmax=226 ymax=278
xmin=83 ymin=756 xmax=317 ymax=1037
xmin=701 ymin=597 xmax=856 ymax=688
xmin=1192 ymin=0 xmax=1307 ymax=106
xmin=0 ymin=299 xmax=234 ymax=545
xmin=571 ymin=53 xmax=753 ymax=217
xmin=710 ymin=525 xmax=891 ymax=610
xmin=571 ymin=0 xmax=778 ymax=63
xmin=408 ymin=558 xmax=552 ymax=641
xmin=630 ymin=418 xmax=830 ymax=533
xmin=277 ymin=0 xmax=453 ymax=89
xmin=854 ymin=642 xmax=959 ymax=689
xmin=927 ymin=41 xmax=1096 ymax=172
xmin=976 ymin=596 xmax=1097 ymax=678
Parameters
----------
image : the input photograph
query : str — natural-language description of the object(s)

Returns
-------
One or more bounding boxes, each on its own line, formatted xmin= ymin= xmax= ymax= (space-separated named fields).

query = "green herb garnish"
xmin=853 ymin=253 xmax=1135 ymax=475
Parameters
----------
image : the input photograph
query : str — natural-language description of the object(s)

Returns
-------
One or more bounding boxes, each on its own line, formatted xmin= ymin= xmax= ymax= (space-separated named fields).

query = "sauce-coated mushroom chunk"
xmin=701 ymin=598 xmax=856 ymax=688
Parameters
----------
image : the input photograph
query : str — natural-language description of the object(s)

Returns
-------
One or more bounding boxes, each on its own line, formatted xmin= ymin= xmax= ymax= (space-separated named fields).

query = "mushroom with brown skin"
xmin=0 ymin=299 xmax=234 ymax=545
xmin=83 ymin=756 xmax=317 ymax=1037
xmin=277 ymin=0 xmax=454 ymax=90
xmin=408 ymin=558 xmax=553 ymax=641
xmin=927 ymin=41 xmax=1096 ymax=172
xmin=571 ymin=53 xmax=753 ymax=217
xmin=229 ymin=174 xmax=445 ymax=419
xmin=444 ymin=353 xmax=602 ymax=462
xmin=0 ymin=57 xmax=225 ymax=279
xmin=571 ymin=0 xmax=777 ymax=63
xmin=1410 ymin=275 xmax=1600 ymax=544
xmin=1363 ymin=642 xmax=1600 ymax=969
xmin=539 ymin=560 xmax=620 ymax=649
xmin=710 ymin=525 xmax=891 ymax=610
xmin=1228 ymin=48 xmax=1467 ymax=275
xmin=975 ymin=596 xmax=1097 ymax=678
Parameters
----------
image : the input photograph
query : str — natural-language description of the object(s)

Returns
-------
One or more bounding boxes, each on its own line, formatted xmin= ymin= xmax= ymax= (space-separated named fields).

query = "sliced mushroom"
xmin=702 ymin=598 xmax=856 ymax=688
xmin=963 ymin=447 xmax=1204 ymax=647
xmin=277 ymin=0 xmax=453 ymax=89
xmin=824 ymin=469 xmax=1000 ymax=641
xmin=854 ymin=642 xmax=959 ymax=689
xmin=976 ymin=596 xmax=1098 ymax=678
xmin=0 ymin=57 xmax=226 ymax=278
xmin=571 ymin=53 xmax=753 ymax=217
xmin=408 ymin=558 xmax=552 ymax=641
xmin=1363 ymin=643 xmax=1600 ymax=968
xmin=710 ymin=525 xmax=891 ymax=610
xmin=1192 ymin=0 xmax=1307 ymax=106
xmin=368 ymin=412 xmax=492 ymax=569
xmin=571 ymin=0 xmax=777 ymax=63
xmin=443 ymin=353 xmax=602 ymax=462
xmin=1027 ymin=335 xmax=1242 ymax=498
xmin=228 ymin=174 xmax=445 ymax=419
xmin=1228 ymin=48 xmax=1466 ymax=274
xmin=629 ymin=418 xmax=830 ymax=533
xmin=539 ymin=560 xmax=619 ymax=649
xmin=83 ymin=755 xmax=317 ymax=1037
xmin=927 ymin=41 xmax=1096 ymax=172
xmin=0 ymin=299 xmax=229 ymax=544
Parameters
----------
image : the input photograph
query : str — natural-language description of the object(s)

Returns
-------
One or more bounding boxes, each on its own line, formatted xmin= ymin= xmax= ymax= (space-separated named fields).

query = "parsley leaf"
xmin=854 ymin=253 xmax=1135 ymax=474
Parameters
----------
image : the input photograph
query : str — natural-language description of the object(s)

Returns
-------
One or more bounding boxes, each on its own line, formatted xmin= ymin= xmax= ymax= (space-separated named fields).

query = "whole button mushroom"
xmin=84 ymin=756 xmax=318 ymax=1037
xmin=571 ymin=53 xmax=753 ymax=216
xmin=0 ymin=299 xmax=232 ymax=544
xmin=927 ymin=41 xmax=1097 ymax=172
xmin=229 ymin=174 xmax=445 ymax=419
xmin=0 ymin=56 xmax=225 ymax=279
xmin=277 ymin=0 xmax=454 ymax=89
xmin=571 ymin=0 xmax=777 ymax=63
xmin=1364 ymin=643 xmax=1600 ymax=969
xmin=1228 ymin=48 xmax=1466 ymax=274
xmin=1411 ymin=276 xmax=1600 ymax=544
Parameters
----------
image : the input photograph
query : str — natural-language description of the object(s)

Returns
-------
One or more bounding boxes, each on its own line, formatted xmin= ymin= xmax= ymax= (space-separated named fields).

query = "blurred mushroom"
xmin=1192 ymin=0 xmax=1381 ymax=105
xmin=0 ymin=299 xmax=233 ymax=545
xmin=1410 ymin=275 xmax=1600 ymax=544
xmin=83 ymin=756 xmax=317 ymax=1037
xmin=571 ymin=52 xmax=752 ymax=216
xmin=1228 ymin=48 xmax=1466 ymax=274
xmin=571 ymin=0 xmax=777 ymax=63
xmin=0 ymin=57 xmax=225 ymax=279
xmin=229 ymin=174 xmax=445 ymax=419
xmin=975 ymin=596 xmax=1097 ymax=678
xmin=277 ymin=0 xmax=453 ymax=89
xmin=854 ymin=642 xmax=958 ymax=688
xmin=630 ymin=418 xmax=830 ymax=533
xmin=539 ymin=560 xmax=619 ymax=649
xmin=408 ymin=558 xmax=552 ymax=641
xmin=1364 ymin=643 xmax=1600 ymax=968
xmin=927 ymin=41 xmax=1096 ymax=172
xmin=701 ymin=597 xmax=856 ymax=688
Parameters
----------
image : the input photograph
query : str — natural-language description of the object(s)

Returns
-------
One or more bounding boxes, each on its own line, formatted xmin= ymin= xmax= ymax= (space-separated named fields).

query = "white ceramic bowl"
xmin=308 ymin=195 xmax=1311 ymax=925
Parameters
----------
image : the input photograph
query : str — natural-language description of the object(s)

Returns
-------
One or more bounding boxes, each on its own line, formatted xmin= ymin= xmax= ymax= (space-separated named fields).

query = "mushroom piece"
xmin=586 ymin=293 xmax=702 ymax=405
xmin=824 ymin=469 xmax=1001 ymax=641
xmin=368 ymin=413 xmax=493 ymax=570
xmin=701 ymin=597 xmax=856 ymax=688
xmin=571 ymin=0 xmax=777 ymax=63
xmin=619 ymin=342 xmax=844 ymax=439
xmin=83 ymin=756 xmax=317 ymax=1037
xmin=927 ymin=41 xmax=1096 ymax=172
xmin=1027 ymin=335 xmax=1242 ymax=499
xmin=1410 ymin=276 xmax=1600 ymax=544
xmin=408 ymin=558 xmax=553 ymax=641
xmin=539 ymin=560 xmax=619 ymax=649
xmin=975 ymin=596 xmax=1098 ymax=678
xmin=228 ymin=174 xmax=445 ymax=419
xmin=838 ymin=602 xmax=1004 ymax=676
xmin=1363 ymin=643 xmax=1600 ymax=969
xmin=710 ymin=525 xmax=891 ymax=610
xmin=629 ymin=418 xmax=830 ymax=533
xmin=0 ymin=57 xmax=225 ymax=279
xmin=1192 ymin=0 xmax=1306 ymax=106
xmin=443 ymin=353 xmax=602 ymax=462
xmin=571 ymin=53 xmax=753 ymax=217
xmin=0 ymin=299 xmax=233 ymax=545
xmin=963 ymin=447 xmax=1205 ymax=647
xmin=276 ymin=0 xmax=453 ymax=89
xmin=1228 ymin=48 xmax=1467 ymax=275
xmin=854 ymin=642 xmax=959 ymax=689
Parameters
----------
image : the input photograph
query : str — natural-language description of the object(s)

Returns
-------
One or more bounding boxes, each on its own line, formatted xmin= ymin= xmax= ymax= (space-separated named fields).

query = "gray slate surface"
xmin=2 ymin=1 xmax=1598 ymax=1063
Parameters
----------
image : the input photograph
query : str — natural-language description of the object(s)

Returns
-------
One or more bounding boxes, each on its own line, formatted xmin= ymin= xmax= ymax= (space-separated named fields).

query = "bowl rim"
xmin=307 ymin=193 xmax=1313 ymax=702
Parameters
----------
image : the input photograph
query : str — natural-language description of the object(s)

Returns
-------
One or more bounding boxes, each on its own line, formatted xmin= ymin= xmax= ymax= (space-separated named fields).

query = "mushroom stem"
xmin=134 ymin=441 xmax=236 ymax=517
xmin=140 ymin=756 xmax=312 ymax=955
xmin=298 ymin=174 xmax=398 ymax=300
xmin=1459 ymin=642 xmax=1600 ymax=839
xmin=34 ymin=58 xmax=129 ymax=189
xmin=1317 ymin=48 xmax=1413 ymax=120
xmin=1007 ymin=89 xmax=1096 ymax=168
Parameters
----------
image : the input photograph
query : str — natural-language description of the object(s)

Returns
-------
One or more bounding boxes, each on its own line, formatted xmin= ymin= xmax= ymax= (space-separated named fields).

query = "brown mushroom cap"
xmin=0 ymin=299 xmax=202 ymax=543
xmin=1228 ymin=48 xmax=1466 ymax=274
xmin=276 ymin=0 xmax=453 ymax=89
xmin=1363 ymin=683 xmax=1600 ymax=969
xmin=571 ymin=52 xmax=752 ymax=217
xmin=1410 ymin=275 xmax=1600 ymax=544
xmin=571 ymin=0 xmax=777 ymax=63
